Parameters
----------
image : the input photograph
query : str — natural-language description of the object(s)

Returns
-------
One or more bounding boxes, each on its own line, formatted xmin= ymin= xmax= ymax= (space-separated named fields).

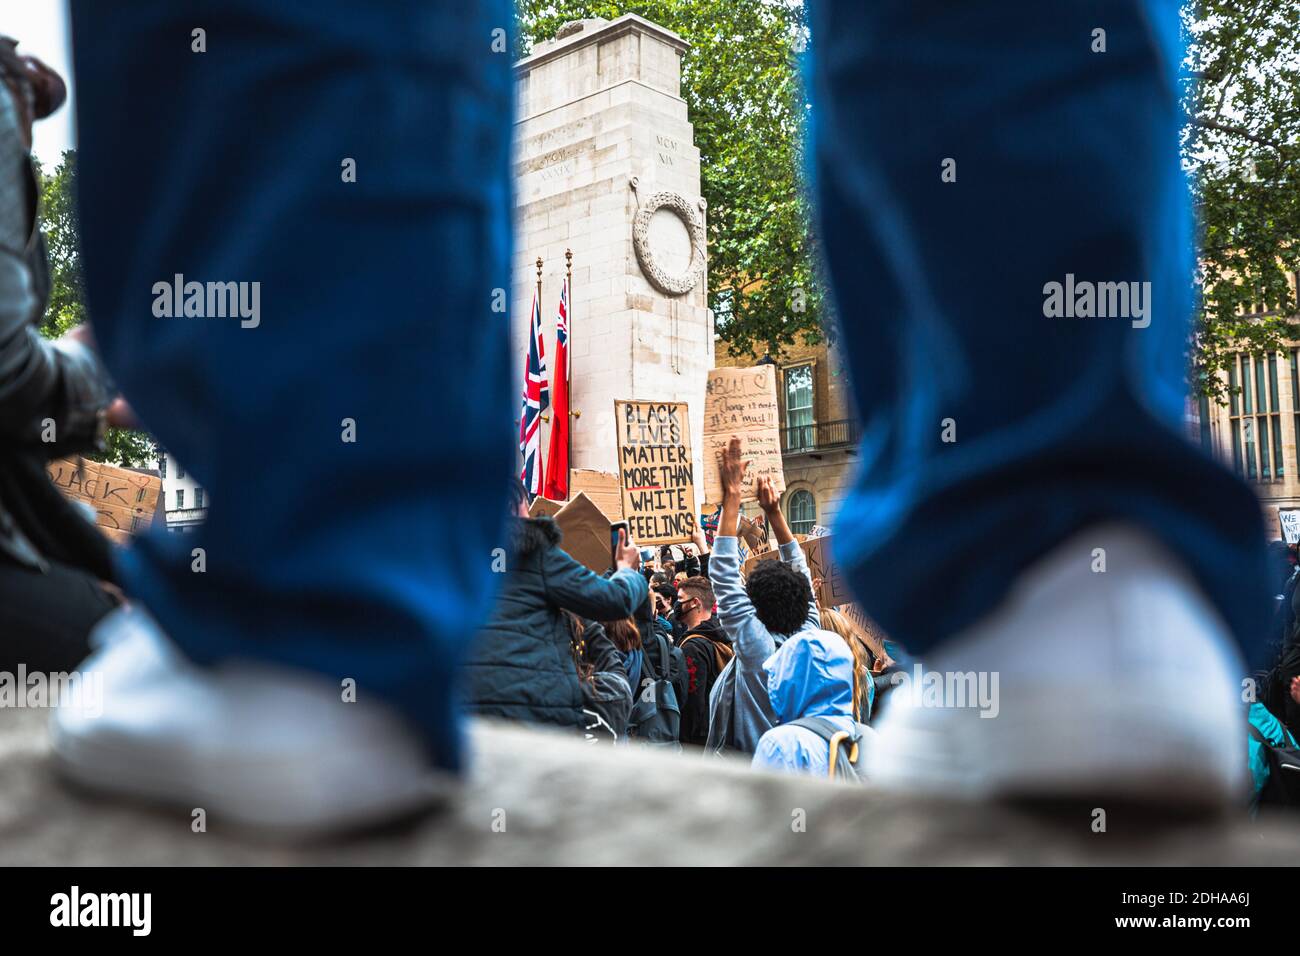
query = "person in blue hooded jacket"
xmin=706 ymin=437 xmax=822 ymax=754
xmin=752 ymin=629 xmax=877 ymax=778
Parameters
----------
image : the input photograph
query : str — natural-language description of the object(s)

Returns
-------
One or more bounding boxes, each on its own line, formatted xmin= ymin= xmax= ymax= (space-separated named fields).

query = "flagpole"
xmin=565 ymin=247 xmax=573 ymax=493
xmin=536 ymin=256 xmax=547 ymax=428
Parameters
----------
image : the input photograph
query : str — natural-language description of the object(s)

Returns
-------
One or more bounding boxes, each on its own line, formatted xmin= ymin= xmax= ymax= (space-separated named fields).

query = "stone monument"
xmin=513 ymin=15 xmax=713 ymax=508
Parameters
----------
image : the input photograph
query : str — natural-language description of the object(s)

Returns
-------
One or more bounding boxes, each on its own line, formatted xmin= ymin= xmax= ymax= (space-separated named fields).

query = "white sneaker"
xmin=50 ymin=606 xmax=454 ymax=837
xmin=868 ymin=523 xmax=1247 ymax=806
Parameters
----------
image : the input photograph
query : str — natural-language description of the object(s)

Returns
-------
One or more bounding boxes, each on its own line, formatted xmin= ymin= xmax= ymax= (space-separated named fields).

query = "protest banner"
xmin=738 ymin=514 xmax=768 ymax=553
xmin=741 ymin=532 xmax=849 ymax=608
xmin=802 ymin=534 xmax=851 ymax=606
xmin=569 ymin=469 xmax=623 ymax=523
xmin=702 ymin=365 xmax=785 ymax=506
xmin=528 ymin=497 xmax=563 ymax=519
xmin=46 ymin=457 xmax=163 ymax=545
xmin=553 ymin=492 xmax=613 ymax=574
xmin=835 ymin=601 xmax=891 ymax=664
xmin=614 ymin=399 xmax=696 ymax=545
xmin=1281 ymin=510 xmax=1300 ymax=545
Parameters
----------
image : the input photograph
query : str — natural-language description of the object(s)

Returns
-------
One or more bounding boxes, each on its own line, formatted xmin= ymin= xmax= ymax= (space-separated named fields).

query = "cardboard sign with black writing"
xmin=835 ymin=601 xmax=890 ymax=664
xmin=1281 ymin=510 xmax=1300 ymax=545
xmin=741 ymin=533 xmax=849 ymax=608
xmin=46 ymin=457 xmax=163 ymax=544
xmin=614 ymin=399 xmax=696 ymax=546
xmin=703 ymin=365 xmax=785 ymax=505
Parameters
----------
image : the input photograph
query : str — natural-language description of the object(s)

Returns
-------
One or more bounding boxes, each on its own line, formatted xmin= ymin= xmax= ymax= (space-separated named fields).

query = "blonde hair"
xmin=819 ymin=607 xmax=893 ymax=722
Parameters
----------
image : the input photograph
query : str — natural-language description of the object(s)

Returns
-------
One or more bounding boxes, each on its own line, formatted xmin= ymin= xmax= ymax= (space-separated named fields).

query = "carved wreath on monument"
xmin=630 ymin=179 xmax=707 ymax=296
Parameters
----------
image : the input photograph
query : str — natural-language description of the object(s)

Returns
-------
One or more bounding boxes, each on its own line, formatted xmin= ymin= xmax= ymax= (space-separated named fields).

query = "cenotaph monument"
xmin=512 ymin=14 xmax=713 ymax=507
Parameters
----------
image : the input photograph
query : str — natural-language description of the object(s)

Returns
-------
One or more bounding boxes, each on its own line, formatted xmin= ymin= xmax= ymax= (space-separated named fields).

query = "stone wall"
xmin=3 ymin=709 xmax=1296 ymax=865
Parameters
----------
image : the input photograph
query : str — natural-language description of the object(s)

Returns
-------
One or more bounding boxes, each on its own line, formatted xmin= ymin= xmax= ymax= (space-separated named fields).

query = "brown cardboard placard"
xmin=740 ymin=533 xmax=849 ymax=608
xmin=614 ymin=399 xmax=696 ymax=546
xmin=528 ymin=496 xmax=564 ymax=519
xmin=45 ymin=456 xmax=162 ymax=540
xmin=702 ymin=365 xmax=785 ymax=506
xmin=553 ymin=492 xmax=613 ymax=574
xmin=568 ymin=469 xmax=623 ymax=522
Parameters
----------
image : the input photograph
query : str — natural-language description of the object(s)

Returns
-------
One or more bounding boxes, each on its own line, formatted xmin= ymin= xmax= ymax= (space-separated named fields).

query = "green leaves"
xmin=1184 ymin=0 xmax=1300 ymax=402
xmin=36 ymin=151 xmax=155 ymax=468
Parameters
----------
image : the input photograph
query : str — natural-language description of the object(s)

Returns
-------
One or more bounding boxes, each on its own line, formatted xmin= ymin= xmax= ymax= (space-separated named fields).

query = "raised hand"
xmin=719 ymin=436 xmax=749 ymax=501
xmin=614 ymin=527 xmax=641 ymax=572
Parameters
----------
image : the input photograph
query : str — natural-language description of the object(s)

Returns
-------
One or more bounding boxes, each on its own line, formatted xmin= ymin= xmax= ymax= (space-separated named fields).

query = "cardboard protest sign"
xmin=569 ymin=469 xmax=623 ymax=522
xmin=1281 ymin=510 xmax=1300 ymax=545
xmin=741 ymin=533 xmax=849 ymax=608
xmin=802 ymin=534 xmax=851 ymax=606
xmin=614 ymin=400 xmax=696 ymax=545
xmin=738 ymin=514 xmax=768 ymax=553
xmin=528 ymin=497 xmax=563 ymax=519
xmin=46 ymin=457 xmax=163 ymax=545
xmin=741 ymin=546 xmax=781 ymax=577
xmin=553 ymin=492 xmax=613 ymax=574
xmin=835 ymin=601 xmax=891 ymax=664
xmin=703 ymin=365 xmax=785 ymax=506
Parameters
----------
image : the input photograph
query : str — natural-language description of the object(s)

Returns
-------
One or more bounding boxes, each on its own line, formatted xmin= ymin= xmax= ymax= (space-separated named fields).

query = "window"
xmin=1197 ymin=395 xmax=1212 ymax=452
xmin=784 ymin=364 xmax=814 ymax=451
xmin=1230 ymin=353 xmax=1283 ymax=482
xmin=158 ymin=457 xmax=167 ymax=479
xmin=787 ymin=489 xmax=816 ymax=536
xmin=195 ymin=488 xmax=205 ymax=509
xmin=175 ymin=488 xmax=185 ymax=509
xmin=176 ymin=463 xmax=185 ymax=480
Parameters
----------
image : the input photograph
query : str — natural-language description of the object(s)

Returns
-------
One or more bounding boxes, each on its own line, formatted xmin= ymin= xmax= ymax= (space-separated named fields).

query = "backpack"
xmin=788 ymin=716 xmax=868 ymax=783
xmin=680 ymin=633 xmax=734 ymax=681
xmin=628 ymin=632 xmax=683 ymax=751
xmin=1248 ymin=722 xmax=1300 ymax=809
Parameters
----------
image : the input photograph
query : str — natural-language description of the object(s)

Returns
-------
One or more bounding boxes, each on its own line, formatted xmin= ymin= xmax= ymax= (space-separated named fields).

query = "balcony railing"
xmin=780 ymin=418 xmax=860 ymax=454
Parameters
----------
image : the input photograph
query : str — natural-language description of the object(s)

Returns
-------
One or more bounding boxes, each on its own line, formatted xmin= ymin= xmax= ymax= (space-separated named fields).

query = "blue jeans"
xmin=70 ymin=0 xmax=514 ymax=769
xmin=808 ymin=0 xmax=1272 ymax=667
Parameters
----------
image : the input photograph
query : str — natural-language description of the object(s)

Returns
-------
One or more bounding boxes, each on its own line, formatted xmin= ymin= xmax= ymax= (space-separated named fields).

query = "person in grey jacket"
xmin=462 ymin=479 xmax=648 ymax=731
xmin=0 ymin=38 xmax=127 ymax=671
xmin=706 ymin=436 xmax=821 ymax=754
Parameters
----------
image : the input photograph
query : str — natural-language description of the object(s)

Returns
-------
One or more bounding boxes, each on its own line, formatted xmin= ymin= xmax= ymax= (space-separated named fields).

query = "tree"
xmin=1184 ymin=1 xmax=1300 ymax=403
xmin=36 ymin=150 xmax=156 ymax=467
xmin=515 ymin=0 xmax=824 ymax=359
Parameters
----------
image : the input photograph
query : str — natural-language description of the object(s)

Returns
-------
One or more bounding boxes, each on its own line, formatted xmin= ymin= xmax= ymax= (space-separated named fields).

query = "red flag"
xmin=542 ymin=277 xmax=570 ymax=499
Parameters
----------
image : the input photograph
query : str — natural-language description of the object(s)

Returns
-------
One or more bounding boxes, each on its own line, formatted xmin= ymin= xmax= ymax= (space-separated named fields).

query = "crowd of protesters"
xmin=1 ymin=2 xmax=1298 ymax=839
xmin=464 ymin=437 xmax=896 ymax=782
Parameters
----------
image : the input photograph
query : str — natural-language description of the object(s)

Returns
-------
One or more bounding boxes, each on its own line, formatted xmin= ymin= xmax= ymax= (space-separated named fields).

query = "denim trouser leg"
xmin=69 ymin=0 xmax=515 ymax=768
xmin=808 ymin=0 xmax=1271 ymax=666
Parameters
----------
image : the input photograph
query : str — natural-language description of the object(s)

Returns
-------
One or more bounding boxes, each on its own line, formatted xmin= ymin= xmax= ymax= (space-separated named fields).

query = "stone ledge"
xmin=1 ymin=708 xmax=1297 ymax=865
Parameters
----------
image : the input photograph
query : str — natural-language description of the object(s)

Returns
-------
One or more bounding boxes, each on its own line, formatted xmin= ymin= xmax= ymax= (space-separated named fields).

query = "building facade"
xmin=713 ymin=335 xmax=859 ymax=533
xmin=1196 ymin=271 xmax=1300 ymax=539
xmin=150 ymin=451 xmax=208 ymax=534
xmin=1200 ymin=346 xmax=1300 ymax=540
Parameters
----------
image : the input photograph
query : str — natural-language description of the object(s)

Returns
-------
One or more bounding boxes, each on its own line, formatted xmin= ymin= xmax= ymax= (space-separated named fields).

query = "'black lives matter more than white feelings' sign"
xmin=614 ymin=400 xmax=697 ymax=545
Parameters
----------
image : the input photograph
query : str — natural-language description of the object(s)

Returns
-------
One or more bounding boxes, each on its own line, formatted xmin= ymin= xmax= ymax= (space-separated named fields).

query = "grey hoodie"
xmin=704 ymin=536 xmax=820 ymax=754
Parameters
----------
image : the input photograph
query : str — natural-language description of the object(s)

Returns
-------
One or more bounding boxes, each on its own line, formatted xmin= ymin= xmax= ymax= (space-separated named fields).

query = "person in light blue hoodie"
xmin=705 ymin=437 xmax=822 ymax=754
xmin=752 ymin=629 xmax=876 ymax=778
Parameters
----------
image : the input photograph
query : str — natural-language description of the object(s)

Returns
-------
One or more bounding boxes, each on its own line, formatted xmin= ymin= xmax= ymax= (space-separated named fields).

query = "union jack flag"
xmin=519 ymin=290 xmax=549 ymax=497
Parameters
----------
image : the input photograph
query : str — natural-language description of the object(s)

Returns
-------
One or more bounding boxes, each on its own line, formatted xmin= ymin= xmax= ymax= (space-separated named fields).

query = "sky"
xmin=6 ymin=0 xmax=76 ymax=167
